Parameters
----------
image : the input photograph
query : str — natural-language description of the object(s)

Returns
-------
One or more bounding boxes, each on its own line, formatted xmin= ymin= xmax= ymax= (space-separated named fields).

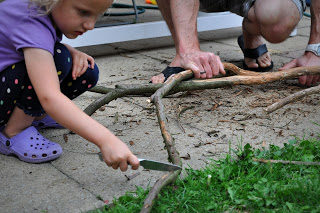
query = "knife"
xmin=138 ymin=158 xmax=181 ymax=171
xmin=98 ymin=154 xmax=181 ymax=171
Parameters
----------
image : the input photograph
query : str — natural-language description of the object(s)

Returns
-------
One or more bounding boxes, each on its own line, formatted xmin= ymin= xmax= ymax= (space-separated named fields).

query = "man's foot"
xmin=150 ymin=66 xmax=186 ymax=84
xmin=150 ymin=72 xmax=165 ymax=84
xmin=238 ymin=34 xmax=273 ymax=72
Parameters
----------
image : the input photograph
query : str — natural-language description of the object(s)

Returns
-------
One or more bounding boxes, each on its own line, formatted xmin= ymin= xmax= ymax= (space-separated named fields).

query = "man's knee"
xmin=254 ymin=0 xmax=300 ymax=43
xmin=259 ymin=17 xmax=298 ymax=43
xmin=261 ymin=24 xmax=293 ymax=43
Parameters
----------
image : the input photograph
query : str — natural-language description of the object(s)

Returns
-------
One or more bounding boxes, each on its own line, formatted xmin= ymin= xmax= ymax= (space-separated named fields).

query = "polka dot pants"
xmin=0 ymin=42 xmax=99 ymax=126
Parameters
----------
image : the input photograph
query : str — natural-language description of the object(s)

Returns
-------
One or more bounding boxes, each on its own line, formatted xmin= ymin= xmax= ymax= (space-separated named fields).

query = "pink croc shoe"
xmin=0 ymin=126 xmax=62 ymax=163
xmin=32 ymin=115 xmax=64 ymax=129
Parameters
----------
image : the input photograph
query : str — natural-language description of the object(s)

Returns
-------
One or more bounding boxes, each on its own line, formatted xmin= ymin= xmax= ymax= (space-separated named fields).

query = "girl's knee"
xmin=84 ymin=63 xmax=99 ymax=87
xmin=53 ymin=43 xmax=72 ymax=79
xmin=54 ymin=43 xmax=71 ymax=61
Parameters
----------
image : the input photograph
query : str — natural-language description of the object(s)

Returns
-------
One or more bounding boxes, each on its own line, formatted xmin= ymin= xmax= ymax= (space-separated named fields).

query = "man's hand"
xmin=178 ymin=50 xmax=225 ymax=79
xmin=279 ymin=52 xmax=320 ymax=86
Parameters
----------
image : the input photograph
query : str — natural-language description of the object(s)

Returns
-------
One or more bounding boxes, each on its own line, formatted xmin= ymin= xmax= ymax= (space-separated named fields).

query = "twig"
xmin=140 ymin=70 xmax=193 ymax=213
xmin=177 ymin=106 xmax=195 ymax=133
xmin=265 ymin=84 xmax=320 ymax=113
xmin=253 ymin=158 xmax=320 ymax=166
xmin=124 ymin=172 xmax=140 ymax=181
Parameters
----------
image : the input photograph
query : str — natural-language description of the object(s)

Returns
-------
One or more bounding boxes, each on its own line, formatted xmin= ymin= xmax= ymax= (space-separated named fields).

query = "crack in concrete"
xmin=50 ymin=162 xmax=104 ymax=203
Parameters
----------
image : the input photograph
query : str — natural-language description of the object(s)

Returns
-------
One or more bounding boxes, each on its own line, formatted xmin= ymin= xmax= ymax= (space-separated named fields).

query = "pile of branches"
xmin=87 ymin=63 xmax=320 ymax=212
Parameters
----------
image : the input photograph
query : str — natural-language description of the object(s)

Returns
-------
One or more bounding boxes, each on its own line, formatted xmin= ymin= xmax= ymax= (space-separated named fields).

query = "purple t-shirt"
xmin=0 ymin=0 xmax=62 ymax=72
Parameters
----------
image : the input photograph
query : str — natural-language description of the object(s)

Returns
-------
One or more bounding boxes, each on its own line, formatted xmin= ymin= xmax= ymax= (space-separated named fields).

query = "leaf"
xmin=288 ymin=139 xmax=297 ymax=145
xmin=247 ymin=194 xmax=263 ymax=202
xmin=227 ymin=187 xmax=235 ymax=201
xmin=205 ymin=202 xmax=218 ymax=211
xmin=266 ymin=198 xmax=275 ymax=207
xmin=302 ymin=154 xmax=315 ymax=162
xmin=273 ymin=150 xmax=282 ymax=157
xmin=286 ymin=202 xmax=293 ymax=211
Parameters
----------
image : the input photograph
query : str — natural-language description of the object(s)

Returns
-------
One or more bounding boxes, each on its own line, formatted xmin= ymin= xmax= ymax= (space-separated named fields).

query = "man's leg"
xmin=280 ymin=0 xmax=320 ymax=86
xmin=151 ymin=0 xmax=224 ymax=83
xmin=242 ymin=0 xmax=302 ymax=69
xmin=151 ymin=0 xmax=199 ymax=83
xmin=154 ymin=0 xmax=178 ymax=45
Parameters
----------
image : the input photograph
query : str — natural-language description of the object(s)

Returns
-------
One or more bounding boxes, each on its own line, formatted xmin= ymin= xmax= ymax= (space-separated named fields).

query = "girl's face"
xmin=51 ymin=0 xmax=113 ymax=39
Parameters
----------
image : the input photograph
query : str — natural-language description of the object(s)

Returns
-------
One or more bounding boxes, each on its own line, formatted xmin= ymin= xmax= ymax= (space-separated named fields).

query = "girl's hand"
xmin=70 ymin=49 xmax=95 ymax=80
xmin=100 ymin=137 xmax=140 ymax=172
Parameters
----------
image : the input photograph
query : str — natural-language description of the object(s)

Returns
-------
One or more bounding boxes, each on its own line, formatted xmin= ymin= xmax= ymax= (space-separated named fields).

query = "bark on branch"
xmin=265 ymin=84 xmax=320 ymax=113
xmin=116 ymin=65 xmax=320 ymax=94
xmin=140 ymin=70 xmax=192 ymax=213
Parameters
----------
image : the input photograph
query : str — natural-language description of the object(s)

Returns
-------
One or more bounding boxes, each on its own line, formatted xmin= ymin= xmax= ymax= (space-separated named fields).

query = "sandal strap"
xmin=237 ymin=35 xmax=269 ymax=59
xmin=161 ymin=66 xmax=185 ymax=81
xmin=243 ymin=44 xmax=268 ymax=59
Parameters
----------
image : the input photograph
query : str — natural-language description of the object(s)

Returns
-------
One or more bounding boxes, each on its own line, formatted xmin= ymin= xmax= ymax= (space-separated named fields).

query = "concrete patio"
xmin=1 ymin=2 xmax=319 ymax=213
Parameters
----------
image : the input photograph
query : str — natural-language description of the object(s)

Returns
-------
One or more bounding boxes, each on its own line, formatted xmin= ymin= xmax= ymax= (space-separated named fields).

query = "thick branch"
xmin=265 ymin=84 xmax=320 ymax=113
xmin=84 ymin=86 xmax=160 ymax=116
xmin=84 ymin=89 xmax=127 ymax=116
xmin=89 ymin=85 xmax=114 ymax=94
xmin=140 ymin=171 xmax=181 ymax=213
xmin=117 ymin=66 xmax=320 ymax=93
xmin=140 ymin=71 xmax=192 ymax=213
xmin=223 ymin=62 xmax=260 ymax=76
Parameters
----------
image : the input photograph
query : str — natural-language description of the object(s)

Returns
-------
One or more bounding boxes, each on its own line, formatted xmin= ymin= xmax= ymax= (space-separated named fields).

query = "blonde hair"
xmin=29 ymin=0 xmax=60 ymax=13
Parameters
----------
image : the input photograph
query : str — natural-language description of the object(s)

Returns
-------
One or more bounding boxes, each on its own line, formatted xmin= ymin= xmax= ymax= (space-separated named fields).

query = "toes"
xmin=257 ymin=53 xmax=272 ymax=68
xmin=244 ymin=58 xmax=259 ymax=69
xmin=150 ymin=74 xmax=165 ymax=84
xmin=259 ymin=58 xmax=270 ymax=67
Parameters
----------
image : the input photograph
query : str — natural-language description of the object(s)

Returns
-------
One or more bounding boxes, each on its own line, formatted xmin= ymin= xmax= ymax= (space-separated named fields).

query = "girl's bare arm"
xmin=23 ymin=47 xmax=139 ymax=171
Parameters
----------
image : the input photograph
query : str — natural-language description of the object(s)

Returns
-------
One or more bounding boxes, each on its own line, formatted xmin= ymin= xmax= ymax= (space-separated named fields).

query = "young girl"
xmin=0 ymin=0 xmax=140 ymax=171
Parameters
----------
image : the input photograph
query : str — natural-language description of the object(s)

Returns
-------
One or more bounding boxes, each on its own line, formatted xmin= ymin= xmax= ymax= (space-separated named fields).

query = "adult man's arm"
xmin=280 ymin=0 xmax=320 ymax=86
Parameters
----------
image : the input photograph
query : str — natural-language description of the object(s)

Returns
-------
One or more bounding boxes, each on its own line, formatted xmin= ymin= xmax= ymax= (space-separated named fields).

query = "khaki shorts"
xmin=199 ymin=0 xmax=306 ymax=18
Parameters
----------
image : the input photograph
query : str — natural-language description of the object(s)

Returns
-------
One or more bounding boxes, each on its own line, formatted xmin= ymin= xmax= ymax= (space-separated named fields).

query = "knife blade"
xmin=138 ymin=158 xmax=181 ymax=171
xmin=98 ymin=154 xmax=181 ymax=171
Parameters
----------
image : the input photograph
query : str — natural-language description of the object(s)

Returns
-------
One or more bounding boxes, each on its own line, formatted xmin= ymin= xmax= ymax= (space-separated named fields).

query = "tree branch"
xmin=116 ymin=65 xmax=320 ymax=93
xmin=265 ymin=84 xmax=320 ymax=113
xmin=253 ymin=158 xmax=320 ymax=166
xmin=140 ymin=70 xmax=192 ymax=213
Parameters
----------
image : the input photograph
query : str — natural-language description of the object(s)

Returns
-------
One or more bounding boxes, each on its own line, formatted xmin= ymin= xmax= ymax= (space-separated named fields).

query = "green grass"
xmin=91 ymin=136 xmax=320 ymax=213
